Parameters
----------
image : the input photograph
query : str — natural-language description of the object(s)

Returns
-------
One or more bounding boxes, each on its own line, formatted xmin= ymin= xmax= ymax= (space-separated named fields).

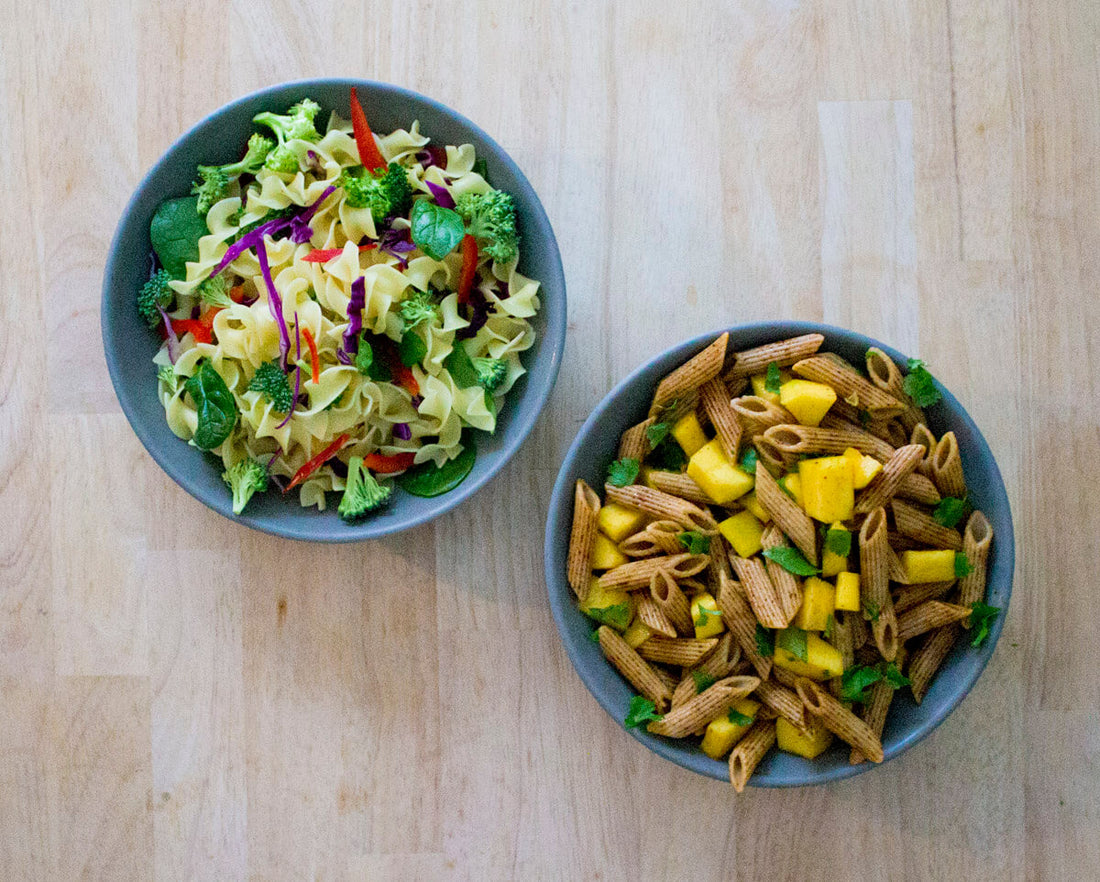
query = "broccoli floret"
xmin=157 ymin=364 xmax=179 ymax=393
xmin=225 ymin=132 xmax=276 ymax=176
xmin=191 ymin=134 xmax=275 ymax=214
xmin=138 ymin=269 xmax=175 ymax=327
xmin=196 ymin=272 xmax=233 ymax=308
xmin=248 ymin=360 xmax=293 ymax=412
xmin=340 ymin=162 xmax=413 ymax=223
xmin=253 ymin=99 xmax=322 ymax=173
xmin=338 ymin=456 xmax=393 ymax=521
xmin=222 ymin=457 xmax=269 ymax=515
xmin=455 ymin=188 xmax=519 ymax=264
xmin=263 ymin=144 xmax=301 ymax=174
xmin=472 ymin=357 xmax=507 ymax=393
xmin=398 ymin=289 xmax=439 ymax=329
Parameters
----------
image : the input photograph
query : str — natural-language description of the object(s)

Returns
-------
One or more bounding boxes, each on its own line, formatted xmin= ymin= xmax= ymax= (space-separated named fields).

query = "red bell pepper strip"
xmin=349 ymin=87 xmax=387 ymax=172
xmin=301 ymin=327 xmax=321 ymax=385
xmin=170 ymin=307 xmax=222 ymax=345
xmin=457 ymin=234 xmax=478 ymax=305
xmin=284 ymin=433 xmax=350 ymax=492
xmin=364 ymin=451 xmax=417 ymax=474
xmin=301 ymin=244 xmax=378 ymax=263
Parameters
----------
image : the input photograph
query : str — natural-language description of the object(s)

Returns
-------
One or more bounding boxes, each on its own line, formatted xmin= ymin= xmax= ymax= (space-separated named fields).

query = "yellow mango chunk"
xmin=718 ymin=510 xmax=765 ymax=558
xmin=821 ymin=521 xmax=850 ymax=577
xmin=671 ymin=412 xmax=709 ymax=457
xmin=799 ymin=456 xmax=855 ymax=522
xmin=776 ymin=717 xmax=834 ymax=759
xmin=901 ymin=549 xmax=958 ymax=583
xmin=597 ymin=502 xmax=646 ymax=542
xmin=774 ymin=632 xmax=844 ymax=681
xmin=794 ymin=577 xmax=836 ymax=631
xmin=623 ymin=618 xmax=653 ymax=648
xmin=701 ymin=698 xmax=762 ymax=759
xmin=591 ymin=533 xmax=629 ymax=570
xmin=580 ymin=580 xmax=634 ymax=632
xmin=779 ymin=379 xmax=837 ymax=427
xmin=750 ymin=371 xmax=791 ymax=404
xmin=691 ymin=592 xmax=726 ymax=639
xmin=687 ymin=439 xmax=755 ymax=505
xmin=843 ymin=447 xmax=883 ymax=489
xmin=740 ymin=491 xmax=772 ymax=523
xmin=778 ymin=472 xmax=804 ymax=508
xmin=835 ymin=572 xmax=861 ymax=611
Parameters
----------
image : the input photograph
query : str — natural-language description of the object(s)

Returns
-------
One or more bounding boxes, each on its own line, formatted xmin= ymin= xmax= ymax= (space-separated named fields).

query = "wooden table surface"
xmin=2 ymin=1 xmax=1098 ymax=879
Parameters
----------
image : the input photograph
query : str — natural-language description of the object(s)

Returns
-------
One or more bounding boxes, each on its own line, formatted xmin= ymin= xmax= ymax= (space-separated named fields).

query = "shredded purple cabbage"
xmin=276 ymin=317 xmax=302 ymax=429
xmin=410 ymin=394 xmax=423 ymax=408
xmin=265 ymin=450 xmax=281 ymax=476
xmin=393 ymin=422 xmax=412 ymax=441
xmin=305 ymin=150 xmax=323 ymax=174
xmin=289 ymin=184 xmax=337 ymax=244
xmin=255 ymin=239 xmax=292 ymax=370
xmin=337 ymin=276 xmax=366 ymax=364
xmin=425 ymin=180 xmax=455 ymax=209
xmin=158 ymin=305 xmax=180 ymax=363
xmin=456 ymin=285 xmax=492 ymax=341
xmin=415 ymin=146 xmax=448 ymax=169
xmin=378 ymin=225 xmax=415 ymax=260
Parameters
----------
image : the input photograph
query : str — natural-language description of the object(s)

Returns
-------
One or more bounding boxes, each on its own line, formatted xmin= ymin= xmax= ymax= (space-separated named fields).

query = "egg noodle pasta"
xmin=570 ymin=333 xmax=1001 ymax=788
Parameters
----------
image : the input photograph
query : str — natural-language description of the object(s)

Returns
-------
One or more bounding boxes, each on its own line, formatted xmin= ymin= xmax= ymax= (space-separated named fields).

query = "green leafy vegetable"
xmin=624 ymin=696 xmax=664 ymax=729
xmin=583 ymin=602 xmax=633 ymax=632
xmin=825 ymin=527 xmax=851 ymax=558
xmin=645 ymin=422 xmax=670 ymax=449
xmin=588 ymin=628 xmax=601 ymax=643
xmin=765 ymin=362 xmax=782 ymax=395
xmin=881 ymin=662 xmax=911 ymax=690
xmin=823 ymin=613 xmax=835 ymax=641
xmin=607 ymin=458 xmax=640 ymax=488
xmin=248 ymin=360 xmax=293 ymax=412
xmin=648 ymin=437 xmax=688 ymax=470
xmin=728 ymin=708 xmax=755 ymax=726
xmin=933 ymin=496 xmax=968 ymax=528
xmin=396 ymin=438 xmax=478 ymax=498
xmin=694 ymin=606 xmax=722 ymax=628
xmin=472 ymin=157 xmax=489 ymax=181
xmin=150 ymin=196 xmax=209 ymax=278
xmin=863 ymin=599 xmax=882 ymax=623
xmin=410 ymin=199 xmax=465 ymax=261
xmin=443 ymin=340 xmax=481 ymax=388
xmin=678 ymin=531 xmax=711 ymax=555
xmin=840 ymin=665 xmax=884 ymax=703
xmin=902 ymin=358 xmax=943 ymax=408
xmin=739 ymin=448 xmax=758 ymax=474
xmin=775 ymin=627 xmax=808 ymax=661
xmin=184 ymin=362 xmax=237 ymax=450
xmin=692 ymin=670 xmax=717 ymax=693
xmin=398 ymin=330 xmax=428 ymax=367
xmin=754 ymin=624 xmax=774 ymax=658
xmin=969 ymin=602 xmax=1001 ymax=648
xmin=762 ymin=546 xmax=820 ymax=576
xmin=955 ymin=552 xmax=974 ymax=578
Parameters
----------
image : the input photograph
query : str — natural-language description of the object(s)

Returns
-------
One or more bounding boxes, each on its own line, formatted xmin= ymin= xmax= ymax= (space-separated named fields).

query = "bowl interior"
xmin=544 ymin=321 xmax=1014 ymax=786
xmin=102 ymin=79 xmax=566 ymax=541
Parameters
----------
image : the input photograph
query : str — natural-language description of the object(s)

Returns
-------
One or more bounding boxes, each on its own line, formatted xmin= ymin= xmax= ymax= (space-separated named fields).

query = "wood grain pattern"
xmin=0 ymin=0 xmax=1096 ymax=878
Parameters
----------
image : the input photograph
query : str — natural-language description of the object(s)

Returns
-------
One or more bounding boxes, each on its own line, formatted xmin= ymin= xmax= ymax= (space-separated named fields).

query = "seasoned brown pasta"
xmin=792 ymin=356 xmax=905 ymax=417
xmin=893 ymin=580 xmax=955 ymax=614
xmin=731 ymin=396 xmax=795 ymax=436
xmin=650 ymin=332 xmax=729 ymax=415
xmin=635 ymin=595 xmax=678 ymax=637
xmin=754 ymin=464 xmax=818 ymax=564
xmin=908 ymin=625 xmax=960 ymax=704
xmin=858 ymin=507 xmax=899 ymax=661
xmin=731 ymin=556 xmax=788 ymax=629
xmin=795 ymin=678 xmax=884 ymax=763
xmin=605 ymin=483 xmax=718 ymax=531
xmin=617 ymin=417 xmax=655 ymax=462
xmin=763 ymin=423 xmax=895 ymax=463
xmin=567 ymin=480 xmax=601 ymax=600
xmin=729 ymin=720 xmax=777 ymax=792
xmin=865 ymin=347 xmax=925 ymax=432
xmin=598 ymin=627 xmax=672 ymax=711
xmin=931 ymin=431 xmax=967 ymax=498
xmin=896 ymin=471 xmax=942 ymax=506
xmin=760 ymin=525 xmax=804 ymax=625
xmin=699 ymin=377 xmax=743 ymax=460
xmin=637 ymin=636 xmax=719 ymax=667
xmin=958 ymin=511 xmax=993 ymax=616
xmin=648 ymin=676 xmax=760 ymax=738
xmin=754 ymin=678 xmax=808 ymax=733
xmin=723 ymin=333 xmax=826 ymax=379
xmin=909 ymin=423 xmax=938 ymax=477
xmin=649 ymin=570 xmax=695 ymax=636
xmin=891 ymin=499 xmax=963 ymax=550
xmin=717 ymin=574 xmax=772 ymax=679
xmin=854 ymin=444 xmax=925 ymax=514
xmin=849 ymin=680 xmax=894 ymax=765
xmin=645 ymin=470 xmax=713 ymax=505
xmin=598 ymin=553 xmax=709 ymax=590
xmin=896 ymin=600 xmax=972 ymax=642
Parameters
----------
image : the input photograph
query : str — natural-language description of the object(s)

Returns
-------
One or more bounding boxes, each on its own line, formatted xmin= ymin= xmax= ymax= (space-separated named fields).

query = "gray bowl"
xmin=544 ymin=322 xmax=1014 ymax=786
xmin=102 ymin=79 xmax=566 ymax=541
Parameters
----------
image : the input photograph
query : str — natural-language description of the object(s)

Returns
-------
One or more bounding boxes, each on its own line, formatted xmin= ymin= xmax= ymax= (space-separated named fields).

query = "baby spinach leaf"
xmin=396 ymin=438 xmax=477 ymax=498
xmin=184 ymin=362 xmax=237 ymax=450
xmin=410 ymin=199 xmax=464 ymax=261
xmin=150 ymin=196 xmax=209 ymax=278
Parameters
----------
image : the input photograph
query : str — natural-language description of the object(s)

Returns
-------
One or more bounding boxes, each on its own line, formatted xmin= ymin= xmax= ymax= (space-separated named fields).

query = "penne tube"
xmin=849 ymin=679 xmax=895 ymax=765
xmin=605 ymin=483 xmax=718 ymax=532
xmin=650 ymin=570 xmax=695 ymax=636
xmin=652 ymin=665 xmax=679 ymax=694
xmin=567 ymin=480 xmax=601 ymax=600
xmin=729 ymin=720 xmax=777 ymax=792
xmin=858 ymin=507 xmax=898 ymax=661
xmin=830 ymin=611 xmax=856 ymax=698
xmin=725 ymin=375 xmax=749 ymax=399
xmin=617 ymin=417 xmax=655 ymax=462
xmin=769 ymin=666 xmax=801 ymax=691
xmin=598 ymin=626 xmax=672 ymax=711
xmin=670 ymin=632 xmax=739 ymax=714
xmin=650 ymin=333 xmax=729 ymax=415
xmin=753 ymin=464 xmax=818 ymax=564
xmin=884 ymin=418 xmax=911 ymax=448
xmin=645 ymin=520 xmax=691 ymax=555
xmin=717 ymin=573 xmax=772 ymax=679
xmin=598 ymin=553 xmax=710 ymax=590
xmin=648 ymin=676 xmax=760 ymax=738
xmin=865 ymin=347 xmax=925 ymax=432
xmin=908 ymin=624 xmax=959 ymax=704
xmin=896 ymin=472 xmax=942 ymax=506
xmin=829 ymin=399 xmax=899 ymax=442
xmin=891 ymin=499 xmax=963 ymax=550
xmin=887 ymin=547 xmax=911 ymax=584
xmin=731 ymin=395 xmax=796 ymax=436
xmin=958 ymin=511 xmax=993 ymax=618
xmin=910 ymin=423 xmax=937 ymax=477
xmin=760 ymin=524 xmax=804 ymax=625
xmin=854 ymin=444 xmax=926 ymax=514
xmin=754 ymin=435 xmax=799 ymax=472
xmin=617 ymin=531 xmax=664 ymax=559
xmin=887 ymin=530 xmax=924 ymax=552
xmin=699 ymin=377 xmax=743 ymax=460
xmin=755 ymin=678 xmax=808 ymax=733
xmin=645 ymin=470 xmax=713 ymax=506
xmin=791 ymin=356 xmax=905 ymax=417
xmin=637 ymin=635 xmax=720 ymax=667
xmin=763 ymin=423 xmax=895 ymax=463
xmin=707 ymin=530 xmax=733 ymax=591
xmin=931 ymin=431 xmax=967 ymax=498
xmin=731 ymin=556 xmax=788 ymax=629
xmin=723 ymin=333 xmax=826 ymax=379
xmin=850 ymin=610 xmax=870 ymax=650
xmin=893 ymin=580 xmax=956 ymax=615
xmin=795 ymin=677 xmax=884 ymax=763
xmin=636 ymin=595 xmax=678 ymax=637
xmin=896 ymin=600 xmax=972 ymax=642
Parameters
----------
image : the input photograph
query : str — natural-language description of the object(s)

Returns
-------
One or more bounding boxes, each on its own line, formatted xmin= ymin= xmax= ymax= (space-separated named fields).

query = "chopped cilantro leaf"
xmin=903 ymin=358 xmax=943 ymax=408
xmin=583 ymin=602 xmax=633 ymax=632
xmin=645 ymin=422 xmax=670 ymax=449
xmin=840 ymin=665 xmax=883 ymax=703
xmin=955 ymin=552 xmax=974 ymax=578
xmin=624 ymin=695 xmax=663 ymax=729
xmin=765 ymin=362 xmax=782 ymax=395
xmin=607 ymin=458 xmax=640 ymax=487
xmin=692 ymin=670 xmax=717 ymax=693
xmin=775 ymin=627 xmax=808 ymax=661
xmin=823 ymin=613 xmax=835 ymax=641
xmin=933 ymin=496 xmax=968 ymax=528
xmin=880 ymin=662 xmax=911 ymax=689
xmin=754 ymin=623 xmax=774 ymax=658
xmin=863 ymin=599 xmax=881 ymax=623
xmin=678 ymin=531 xmax=711 ymax=555
xmin=728 ymin=708 xmax=755 ymax=726
xmin=694 ymin=605 xmax=722 ymax=628
xmin=739 ymin=448 xmax=758 ymax=474
xmin=969 ymin=602 xmax=1001 ymax=648
xmin=762 ymin=546 xmax=820 ymax=576
xmin=825 ymin=528 xmax=852 ymax=558
xmin=588 ymin=628 xmax=601 ymax=643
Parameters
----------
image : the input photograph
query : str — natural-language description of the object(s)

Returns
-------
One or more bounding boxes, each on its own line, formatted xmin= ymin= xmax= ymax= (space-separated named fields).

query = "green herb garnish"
xmin=762 ymin=546 xmax=820 ymax=576
xmin=678 ymin=531 xmax=711 ymax=555
xmin=902 ymin=358 xmax=943 ymax=407
xmin=607 ymin=458 xmax=641 ymax=488
xmin=955 ymin=552 xmax=974 ymax=578
xmin=775 ymin=627 xmax=808 ymax=661
xmin=624 ymin=696 xmax=664 ymax=729
xmin=754 ymin=623 xmax=774 ymax=658
xmin=645 ymin=422 xmax=671 ymax=449
xmin=933 ymin=496 xmax=968 ymax=528
xmin=728 ymin=708 xmax=755 ymax=726
xmin=825 ymin=528 xmax=852 ymax=558
xmin=765 ymin=362 xmax=782 ymax=395
xmin=862 ymin=599 xmax=881 ymax=623
xmin=739 ymin=448 xmax=758 ymax=474
xmin=692 ymin=670 xmax=717 ymax=693
xmin=969 ymin=602 xmax=1001 ymax=648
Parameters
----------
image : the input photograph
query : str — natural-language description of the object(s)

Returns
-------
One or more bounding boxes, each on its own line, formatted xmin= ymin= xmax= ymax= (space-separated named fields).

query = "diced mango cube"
xmin=686 ymin=438 xmax=755 ymax=505
xmin=691 ymin=592 xmax=726 ymax=639
xmin=799 ymin=456 xmax=855 ymax=522
xmin=779 ymin=379 xmax=837 ymax=426
xmin=778 ymin=472 xmax=804 ymax=507
xmin=591 ymin=533 xmax=629 ymax=570
xmin=580 ymin=580 xmax=634 ymax=632
xmin=701 ymin=698 xmax=761 ymax=759
xmin=774 ymin=632 xmax=844 ymax=681
xmin=835 ymin=572 xmax=861 ymax=611
xmin=622 ymin=618 xmax=653 ymax=648
xmin=597 ymin=502 xmax=646 ymax=542
xmin=843 ymin=447 xmax=883 ymax=489
xmin=821 ymin=548 xmax=847 ymax=577
xmin=671 ymin=412 xmax=709 ymax=457
xmin=776 ymin=717 xmax=834 ymax=759
xmin=750 ymin=371 xmax=791 ymax=404
xmin=901 ymin=549 xmax=957 ymax=583
xmin=794 ymin=577 xmax=836 ymax=631
xmin=740 ymin=491 xmax=772 ymax=523
xmin=718 ymin=510 xmax=765 ymax=558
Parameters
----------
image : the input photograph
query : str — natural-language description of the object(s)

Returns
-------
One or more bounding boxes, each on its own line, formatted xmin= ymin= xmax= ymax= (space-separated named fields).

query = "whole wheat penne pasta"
xmin=896 ymin=600 xmax=971 ymax=642
xmin=855 ymin=445 xmax=925 ymax=514
xmin=754 ymin=464 xmax=818 ymax=564
xmin=796 ymin=677 xmax=884 ymax=763
xmin=893 ymin=580 xmax=956 ymax=614
xmin=597 ymin=627 xmax=672 ymax=711
xmin=770 ymin=666 xmax=802 ymax=691
xmin=884 ymin=419 xmax=911 ymax=448
xmin=896 ymin=472 xmax=942 ymax=505
xmin=645 ymin=520 xmax=691 ymax=555
xmin=680 ymin=577 xmax=709 ymax=595
xmin=731 ymin=395 xmax=796 ymax=436
xmin=850 ymin=610 xmax=870 ymax=650
xmin=887 ymin=547 xmax=911 ymax=584
xmin=910 ymin=423 xmax=937 ymax=477
xmin=731 ymin=556 xmax=788 ymax=629
xmin=725 ymin=375 xmax=749 ymax=398
xmin=567 ymin=480 xmax=601 ymax=600
xmin=958 ymin=511 xmax=993 ymax=617
xmin=645 ymin=470 xmax=713 ymax=506
xmin=605 ymin=483 xmax=718 ymax=532
xmin=849 ymin=679 xmax=895 ymax=765
xmin=723 ymin=333 xmax=826 ymax=379
xmin=671 ymin=674 xmax=697 ymax=711
xmin=754 ymin=435 xmax=799 ymax=472
xmin=908 ymin=624 xmax=960 ymax=703
xmin=729 ymin=720 xmax=777 ymax=792
xmin=617 ymin=531 xmax=664 ymax=559
xmin=717 ymin=573 xmax=772 ymax=679
xmin=617 ymin=417 xmax=655 ymax=462
xmin=650 ymin=333 xmax=729 ymax=415
xmin=865 ymin=347 xmax=926 ymax=432
xmin=637 ymin=636 xmax=720 ymax=667
xmin=652 ymin=665 xmax=679 ymax=693
xmin=931 ymin=431 xmax=967 ymax=498
xmin=887 ymin=530 xmax=923 ymax=552
xmin=671 ymin=633 xmax=739 ymax=708
xmin=855 ymin=644 xmax=883 ymax=667
xmin=828 ymin=399 xmax=899 ymax=442
xmin=891 ymin=499 xmax=963 ymax=550
xmin=760 ymin=525 xmax=804 ymax=624
xmin=763 ymin=423 xmax=895 ymax=463
xmin=650 ymin=570 xmax=695 ymax=636
xmin=871 ymin=604 xmax=900 ymax=662
xmin=792 ymin=356 xmax=905 ymax=417
xmin=636 ymin=595 xmax=678 ymax=637
xmin=830 ymin=611 xmax=857 ymax=698
xmin=699 ymin=377 xmax=743 ymax=460
xmin=598 ymin=553 xmax=709 ymax=590
xmin=818 ymin=412 xmax=904 ymax=459
xmin=859 ymin=507 xmax=898 ymax=661
xmin=754 ymin=678 xmax=808 ymax=732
